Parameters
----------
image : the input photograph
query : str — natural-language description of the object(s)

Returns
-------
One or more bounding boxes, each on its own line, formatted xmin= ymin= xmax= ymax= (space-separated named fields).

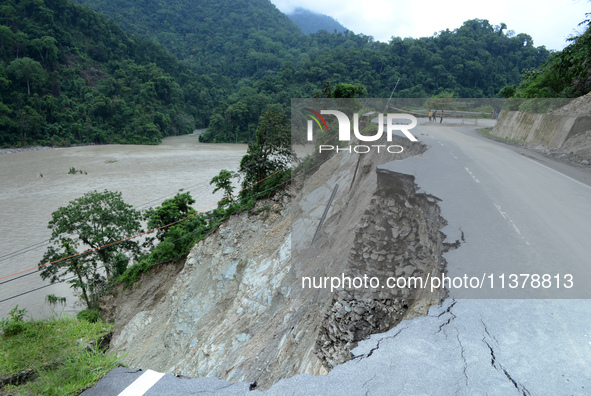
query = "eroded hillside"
xmin=101 ymin=135 xmax=455 ymax=389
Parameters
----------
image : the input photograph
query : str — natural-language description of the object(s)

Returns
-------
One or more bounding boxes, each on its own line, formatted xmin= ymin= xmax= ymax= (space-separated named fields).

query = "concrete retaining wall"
xmin=492 ymin=111 xmax=591 ymax=157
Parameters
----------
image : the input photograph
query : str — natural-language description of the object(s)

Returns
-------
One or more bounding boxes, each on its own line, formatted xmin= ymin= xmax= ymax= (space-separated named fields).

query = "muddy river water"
xmin=0 ymin=135 xmax=247 ymax=318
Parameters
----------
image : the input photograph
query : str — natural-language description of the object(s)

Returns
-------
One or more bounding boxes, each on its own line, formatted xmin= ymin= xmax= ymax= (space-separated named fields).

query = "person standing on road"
xmin=440 ymin=109 xmax=444 ymax=123
xmin=432 ymin=110 xmax=436 ymax=122
xmin=428 ymin=110 xmax=433 ymax=122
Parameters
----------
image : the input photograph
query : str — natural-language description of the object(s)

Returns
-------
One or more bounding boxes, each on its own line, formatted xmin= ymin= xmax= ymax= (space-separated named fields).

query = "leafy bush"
xmin=0 ymin=306 xmax=28 ymax=337
xmin=77 ymin=308 xmax=101 ymax=323
xmin=144 ymin=191 xmax=197 ymax=242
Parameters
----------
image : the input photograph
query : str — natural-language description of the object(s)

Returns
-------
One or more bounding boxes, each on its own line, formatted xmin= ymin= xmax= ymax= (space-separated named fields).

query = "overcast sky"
xmin=270 ymin=0 xmax=589 ymax=51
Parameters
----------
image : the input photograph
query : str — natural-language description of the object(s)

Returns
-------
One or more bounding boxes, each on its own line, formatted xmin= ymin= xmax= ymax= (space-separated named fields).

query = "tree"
xmin=210 ymin=169 xmax=236 ymax=208
xmin=0 ymin=25 xmax=15 ymax=57
xmin=30 ymin=36 xmax=58 ymax=65
xmin=239 ymin=105 xmax=293 ymax=192
xmin=332 ymin=83 xmax=366 ymax=98
xmin=315 ymin=81 xmax=367 ymax=99
xmin=39 ymin=190 xmax=143 ymax=307
xmin=144 ymin=191 xmax=196 ymax=242
xmin=7 ymin=57 xmax=44 ymax=96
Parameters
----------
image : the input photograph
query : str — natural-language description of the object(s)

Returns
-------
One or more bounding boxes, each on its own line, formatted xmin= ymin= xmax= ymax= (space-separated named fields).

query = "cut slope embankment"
xmin=492 ymin=97 xmax=591 ymax=164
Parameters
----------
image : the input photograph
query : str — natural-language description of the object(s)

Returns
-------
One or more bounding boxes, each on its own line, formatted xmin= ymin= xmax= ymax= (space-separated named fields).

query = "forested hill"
xmin=0 ymin=0 xmax=222 ymax=147
xmin=287 ymin=8 xmax=347 ymax=35
xmin=74 ymin=0 xmax=549 ymax=96
xmin=0 ymin=0 xmax=552 ymax=147
xmin=73 ymin=0 xmax=303 ymax=79
xmin=72 ymin=0 xmax=551 ymax=143
xmin=198 ymin=19 xmax=551 ymax=142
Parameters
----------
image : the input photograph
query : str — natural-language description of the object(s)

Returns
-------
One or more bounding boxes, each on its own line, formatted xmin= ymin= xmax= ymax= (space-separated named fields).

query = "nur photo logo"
xmin=305 ymin=109 xmax=418 ymax=154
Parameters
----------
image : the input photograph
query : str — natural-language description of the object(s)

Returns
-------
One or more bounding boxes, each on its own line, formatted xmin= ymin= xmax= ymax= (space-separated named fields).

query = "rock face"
xmin=103 ymin=136 xmax=450 ymax=389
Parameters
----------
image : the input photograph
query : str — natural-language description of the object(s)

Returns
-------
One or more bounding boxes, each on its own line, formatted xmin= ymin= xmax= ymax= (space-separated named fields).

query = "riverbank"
xmin=0 ymin=146 xmax=56 ymax=155
xmin=0 ymin=129 xmax=208 ymax=156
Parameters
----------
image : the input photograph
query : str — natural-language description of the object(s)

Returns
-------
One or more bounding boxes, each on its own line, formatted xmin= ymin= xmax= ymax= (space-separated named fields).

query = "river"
xmin=0 ymin=134 xmax=247 ymax=319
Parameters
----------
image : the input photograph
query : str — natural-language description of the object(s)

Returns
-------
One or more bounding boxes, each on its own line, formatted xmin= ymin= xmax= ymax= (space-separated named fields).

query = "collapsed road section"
xmin=100 ymin=133 xmax=453 ymax=390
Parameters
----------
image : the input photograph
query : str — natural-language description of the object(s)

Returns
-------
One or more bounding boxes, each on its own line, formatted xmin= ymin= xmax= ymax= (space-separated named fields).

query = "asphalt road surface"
xmin=387 ymin=121 xmax=591 ymax=299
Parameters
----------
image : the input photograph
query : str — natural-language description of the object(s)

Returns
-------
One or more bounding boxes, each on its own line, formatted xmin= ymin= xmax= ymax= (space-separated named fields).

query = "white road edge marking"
xmin=464 ymin=167 xmax=480 ymax=183
xmin=520 ymin=154 xmax=591 ymax=191
xmin=493 ymin=203 xmax=521 ymax=235
xmin=119 ymin=370 xmax=165 ymax=396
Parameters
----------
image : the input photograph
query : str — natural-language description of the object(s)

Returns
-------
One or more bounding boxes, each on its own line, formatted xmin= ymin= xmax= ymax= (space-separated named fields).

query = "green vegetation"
xmin=0 ymin=0 xmax=553 ymax=147
xmin=0 ymin=0 xmax=560 ymax=147
xmin=77 ymin=308 xmax=101 ymax=323
xmin=68 ymin=0 xmax=551 ymax=143
xmin=0 ymin=0 xmax=209 ymax=148
xmin=143 ymin=191 xmax=197 ymax=242
xmin=39 ymin=190 xmax=143 ymax=308
xmin=210 ymin=170 xmax=237 ymax=208
xmin=478 ymin=127 xmax=494 ymax=137
xmin=68 ymin=167 xmax=87 ymax=175
xmin=238 ymin=105 xmax=294 ymax=193
xmin=45 ymin=293 xmax=67 ymax=308
xmin=478 ymin=127 xmax=522 ymax=144
xmin=0 ymin=305 xmax=28 ymax=337
xmin=0 ymin=307 xmax=119 ymax=396
xmin=197 ymin=17 xmax=549 ymax=143
xmin=502 ymin=15 xmax=591 ymax=99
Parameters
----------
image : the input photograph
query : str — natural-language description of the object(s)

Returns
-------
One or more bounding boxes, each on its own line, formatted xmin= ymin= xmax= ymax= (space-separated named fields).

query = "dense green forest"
xmin=0 ymin=0 xmax=226 ymax=147
xmin=287 ymin=8 xmax=347 ymax=35
xmin=1 ymin=0 xmax=553 ymax=147
xmin=501 ymin=16 xmax=591 ymax=99
xmin=73 ymin=0 xmax=303 ymax=79
xmin=197 ymin=19 xmax=550 ymax=142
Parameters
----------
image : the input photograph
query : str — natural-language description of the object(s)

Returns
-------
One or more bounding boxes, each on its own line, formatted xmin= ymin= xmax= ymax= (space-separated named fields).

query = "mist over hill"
xmin=287 ymin=7 xmax=347 ymax=35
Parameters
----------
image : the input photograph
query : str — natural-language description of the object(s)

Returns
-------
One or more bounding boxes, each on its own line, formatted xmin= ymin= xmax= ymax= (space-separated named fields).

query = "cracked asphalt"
xmin=262 ymin=122 xmax=591 ymax=394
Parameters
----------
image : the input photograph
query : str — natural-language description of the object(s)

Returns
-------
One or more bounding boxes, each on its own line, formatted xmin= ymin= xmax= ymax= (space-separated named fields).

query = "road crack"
xmin=362 ymin=373 xmax=377 ymax=395
xmin=456 ymin=332 xmax=468 ymax=387
xmin=352 ymin=324 xmax=409 ymax=361
xmin=481 ymin=320 xmax=530 ymax=396
xmin=435 ymin=299 xmax=457 ymax=335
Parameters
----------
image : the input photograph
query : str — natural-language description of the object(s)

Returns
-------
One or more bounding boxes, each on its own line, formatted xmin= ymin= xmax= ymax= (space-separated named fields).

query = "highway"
xmin=387 ymin=121 xmax=591 ymax=299
xmin=261 ymin=122 xmax=591 ymax=395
